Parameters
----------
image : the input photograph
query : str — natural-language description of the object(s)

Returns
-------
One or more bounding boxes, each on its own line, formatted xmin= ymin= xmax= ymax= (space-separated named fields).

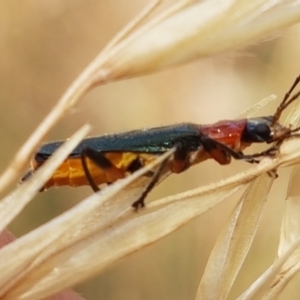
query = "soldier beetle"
xmin=22 ymin=75 xmax=300 ymax=209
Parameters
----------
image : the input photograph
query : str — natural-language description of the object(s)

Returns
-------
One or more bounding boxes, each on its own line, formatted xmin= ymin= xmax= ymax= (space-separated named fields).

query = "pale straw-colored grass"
xmin=1 ymin=1 xmax=300 ymax=299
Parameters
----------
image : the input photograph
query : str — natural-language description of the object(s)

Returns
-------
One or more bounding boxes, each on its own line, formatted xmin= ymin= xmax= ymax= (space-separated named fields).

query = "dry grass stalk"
xmin=1 ymin=1 xmax=300 ymax=299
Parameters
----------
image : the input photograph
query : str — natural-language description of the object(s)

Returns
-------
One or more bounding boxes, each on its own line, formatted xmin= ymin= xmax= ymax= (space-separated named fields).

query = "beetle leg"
xmin=132 ymin=143 xmax=186 ymax=210
xmin=81 ymin=148 xmax=125 ymax=192
xmin=244 ymin=143 xmax=280 ymax=159
xmin=230 ymin=141 xmax=282 ymax=164
xmin=170 ymin=142 xmax=190 ymax=173
xmin=132 ymin=158 xmax=169 ymax=211
xmin=200 ymin=135 xmax=248 ymax=164
xmin=200 ymin=135 xmax=260 ymax=164
xmin=20 ymin=169 xmax=34 ymax=183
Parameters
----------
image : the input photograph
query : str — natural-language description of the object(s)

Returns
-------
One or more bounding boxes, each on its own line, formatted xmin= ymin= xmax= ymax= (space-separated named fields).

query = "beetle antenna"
xmin=273 ymin=74 xmax=300 ymax=124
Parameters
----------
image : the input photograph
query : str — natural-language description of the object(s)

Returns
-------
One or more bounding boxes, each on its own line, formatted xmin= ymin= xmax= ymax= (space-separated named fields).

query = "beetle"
xmin=21 ymin=75 xmax=300 ymax=209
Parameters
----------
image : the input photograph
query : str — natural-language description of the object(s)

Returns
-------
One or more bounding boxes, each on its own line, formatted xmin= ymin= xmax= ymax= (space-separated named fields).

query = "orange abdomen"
xmin=30 ymin=152 xmax=156 ymax=190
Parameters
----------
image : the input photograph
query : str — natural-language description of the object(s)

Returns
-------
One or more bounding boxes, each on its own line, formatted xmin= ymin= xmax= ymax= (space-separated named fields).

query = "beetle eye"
xmin=255 ymin=123 xmax=271 ymax=140
xmin=243 ymin=118 xmax=272 ymax=143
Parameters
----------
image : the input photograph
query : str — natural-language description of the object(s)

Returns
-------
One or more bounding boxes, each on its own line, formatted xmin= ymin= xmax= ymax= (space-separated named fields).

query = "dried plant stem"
xmin=0 ymin=124 xmax=90 ymax=231
xmin=101 ymin=0 xmax=163 ymax=55
xmin=0 ymin=1 xmax=169 ymax=195
xmin=237 ymin=237 xmax=300 ymax=300
xmin=197 ymin=174 xmax=273 ymax=299
xmin=0 ymin=62 xmax=97 ymax=195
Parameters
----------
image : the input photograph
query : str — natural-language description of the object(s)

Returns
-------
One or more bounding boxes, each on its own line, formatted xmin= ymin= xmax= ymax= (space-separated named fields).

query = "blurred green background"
xmin=1 ymin=1 xmax=300 ymax=299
